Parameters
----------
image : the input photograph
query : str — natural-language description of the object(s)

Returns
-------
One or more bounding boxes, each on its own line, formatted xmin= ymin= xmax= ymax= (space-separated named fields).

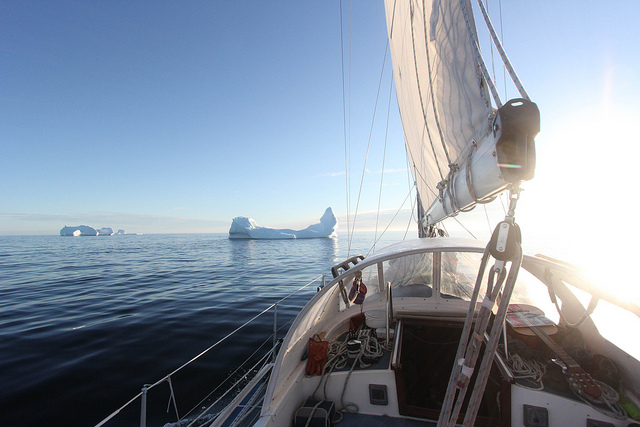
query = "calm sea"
xmin=0 ymin=231 xmax=409 ymax=426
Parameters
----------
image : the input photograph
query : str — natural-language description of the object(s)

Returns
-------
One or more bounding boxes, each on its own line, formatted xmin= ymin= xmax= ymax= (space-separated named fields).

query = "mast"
xmin=416 ymin=192 xmax=427 ymax=238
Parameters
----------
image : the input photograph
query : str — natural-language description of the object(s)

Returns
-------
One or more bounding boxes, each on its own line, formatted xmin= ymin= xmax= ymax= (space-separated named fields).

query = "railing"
xmin=95 ymin=274 xmax=326 ymax=427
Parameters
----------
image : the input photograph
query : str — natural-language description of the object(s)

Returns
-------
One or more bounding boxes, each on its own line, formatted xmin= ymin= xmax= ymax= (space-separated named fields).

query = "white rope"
xmin=507 ymin=349 xmax=626 ymax=419
xmin=338 ymin=329 xmax=384 ymax=414
xmin=309 ymin=327 xmax=387 ymax=420
xmin=570 ymin=379 xmax=627 ymax=420
xmin=507 ymin=353 xmax=546 ymax=390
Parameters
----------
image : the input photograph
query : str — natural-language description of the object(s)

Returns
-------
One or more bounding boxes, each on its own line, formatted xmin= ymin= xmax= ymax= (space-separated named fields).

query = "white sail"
xmin=385 ymin=0 xmax=538 ymax=230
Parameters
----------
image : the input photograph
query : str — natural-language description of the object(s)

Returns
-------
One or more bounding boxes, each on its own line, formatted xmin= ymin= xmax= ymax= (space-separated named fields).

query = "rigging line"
xmin=181 ymin=333 xmax=275 ymax=421
xmin=99 ymin=277 xmax=321 ymax=427
xmin=474 ymin=0 xmax=530 ymax=100
xmin=404 ymin=120 xmax=439 ymax=209
xmin=374 ymin=65 xmax=395 ymax=250
xmin=366 ymin=185 xmax=414 ymax=258
xmin=441 ymin=220 xmax=449 ymax=236
xmin=95 ymin=393 xmax=143 ymax=427
xmin=187 ymin=350 xmax=273 ymax=427
xmin=407 ymin=129 xmax=431 ymax=194
xmin=347 ymin=1 xmax=354 ymax=252
xmin=403 ymin=184 xmax=417 ymax=240
xmin=486 ymin=0 xmax=497 ymax=88
xmin=149 ymin=276 xmax=322 ymax=390
xmin=459 ymin=0 xmax=503 ymax=108
xmin=396 ymin=94 xmax=434 ymax=206
xmin=404 ymin=146 xmax=413 ymax=191
xmin=410 ymin=158 xmax=440 ymax=225
xmin=404 ymin=147 xmax=419 ymax=227
xmin=499 ymin=192 xmax=507 ymax=216
xmin=452 ymin=215 xmax=478 ymax=240
xmin=153 ymin=305 xmax=275 ymax=389
xmin=339 ymin=0 xmax=351 ymax=256
xmin=348 ymin=37 xmax=390 ymax=252
xmin=421 ymin=0 xmax=453 ymax=166
xmin=483 ymin=204 xmax=492 ymax=236
xmin=404 ymin=140 xmax=434 ymax=229
xmin=403 ymin=149 xmax=422 ymax=237
xmin=499 ymin=0 xmax=507 ymax=99
xmin=409 ymin=1 xmax=446 ymax=183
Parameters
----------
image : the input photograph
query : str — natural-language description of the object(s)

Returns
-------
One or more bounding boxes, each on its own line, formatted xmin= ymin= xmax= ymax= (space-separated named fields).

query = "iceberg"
xmin=60 ymin=225 xmax=98 ymax=236
xmin=97 ymin=227 xmax=114 ymax=236
xmin=228 ymin=207 xmax=337 ymax=239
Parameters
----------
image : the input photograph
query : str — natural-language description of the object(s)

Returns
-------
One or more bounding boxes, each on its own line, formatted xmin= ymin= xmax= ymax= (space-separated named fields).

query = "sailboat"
xmin=97 ymin=1 xmax=640 ymax=426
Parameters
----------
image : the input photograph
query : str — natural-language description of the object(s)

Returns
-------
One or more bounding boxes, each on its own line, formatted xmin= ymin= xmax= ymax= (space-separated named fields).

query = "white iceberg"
xmin=97 ymin=227 xmax=114 ymax=236
xmin=228 ymin=207 xmax=337 ymax=239
xmin=60 ymin=225 xmax=98 ymax=236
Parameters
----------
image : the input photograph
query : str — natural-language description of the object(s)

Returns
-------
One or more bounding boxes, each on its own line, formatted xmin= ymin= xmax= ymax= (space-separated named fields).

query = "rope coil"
xmin=507 ymin=353 xmax=546 ymax=391
xmin=308 ymin=326 xmax=389 ymax=421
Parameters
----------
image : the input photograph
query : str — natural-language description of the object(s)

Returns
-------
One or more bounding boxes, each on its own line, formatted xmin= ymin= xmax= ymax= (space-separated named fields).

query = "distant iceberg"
xmin=97 ymin=227 xmax=114 ymax=236
xmin=60 ymin=225 xmax=136 ymax=236
xmin=228 ymin=207 xmax=337 ymax=239
xmin=60 ymin=225 xmax=98 ymax=236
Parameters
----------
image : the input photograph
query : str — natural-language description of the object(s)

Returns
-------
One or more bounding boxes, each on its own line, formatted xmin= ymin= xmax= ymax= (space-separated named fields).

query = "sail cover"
xmin=385 ymin=0 xmax=493 ymax=220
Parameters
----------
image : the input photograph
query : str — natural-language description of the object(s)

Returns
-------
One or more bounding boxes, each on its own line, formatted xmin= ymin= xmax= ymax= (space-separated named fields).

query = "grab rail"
xmin=95 ymin=273 xmax=326 ymax=427
xmin=331 ymin=255 xmax=365 ymax=278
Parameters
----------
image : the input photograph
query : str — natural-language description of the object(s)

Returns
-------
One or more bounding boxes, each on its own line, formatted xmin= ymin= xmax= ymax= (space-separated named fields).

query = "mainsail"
xmin=385 ymin=0 xmax=539 ymax=233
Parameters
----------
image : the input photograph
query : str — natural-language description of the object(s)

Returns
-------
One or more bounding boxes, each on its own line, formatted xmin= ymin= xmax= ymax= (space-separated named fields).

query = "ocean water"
xmin=0 ymin=232 xmax=408 ymax=426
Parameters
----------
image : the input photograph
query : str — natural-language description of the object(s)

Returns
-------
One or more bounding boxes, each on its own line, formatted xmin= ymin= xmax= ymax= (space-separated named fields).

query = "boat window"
xmin=382 ymin=252 xmax=433 ymax=298
xmin=360 ymin=264 xmax=381 ymax=294
xmin=437 ymin=252 xmax=559 ymax=322
xmin=440 ymin=251 xmax=484 ymax=301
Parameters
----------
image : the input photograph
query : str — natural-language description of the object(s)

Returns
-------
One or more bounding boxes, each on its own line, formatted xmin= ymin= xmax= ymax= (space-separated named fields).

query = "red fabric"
xmin=306 ymin=337 xmax=328 ymax=375
xmin=349 ymin=313 xmax=366 ymax=331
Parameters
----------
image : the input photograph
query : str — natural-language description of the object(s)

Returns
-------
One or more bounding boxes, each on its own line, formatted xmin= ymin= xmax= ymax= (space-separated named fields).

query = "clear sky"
xmin=1 ymin=1 xmax=639 ymax=249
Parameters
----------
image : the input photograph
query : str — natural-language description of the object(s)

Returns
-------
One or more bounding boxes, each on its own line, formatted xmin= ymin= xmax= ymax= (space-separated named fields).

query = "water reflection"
xmin=229 ymin=237 xmax=258 ymax=267
xmin=228 ymin=237 xmax=339 ymax=269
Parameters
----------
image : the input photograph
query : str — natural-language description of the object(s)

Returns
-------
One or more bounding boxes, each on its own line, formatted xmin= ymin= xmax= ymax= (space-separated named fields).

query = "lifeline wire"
xmin=96 ymin=274 xmax=325 ymax=427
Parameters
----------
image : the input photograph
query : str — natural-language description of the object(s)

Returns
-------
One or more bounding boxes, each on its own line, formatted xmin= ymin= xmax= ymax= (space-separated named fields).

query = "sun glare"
xmin=524 ymin=104 xmax=640 ymax=303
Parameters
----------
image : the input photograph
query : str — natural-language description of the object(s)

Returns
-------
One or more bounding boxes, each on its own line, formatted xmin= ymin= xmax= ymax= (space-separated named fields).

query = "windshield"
xmin=338 ymin=249 xmax=559 ymax=323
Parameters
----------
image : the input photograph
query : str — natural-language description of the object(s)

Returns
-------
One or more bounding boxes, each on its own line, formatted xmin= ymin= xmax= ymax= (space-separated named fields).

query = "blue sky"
xmin=1 ymin=1 xmax=639 ymax=243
